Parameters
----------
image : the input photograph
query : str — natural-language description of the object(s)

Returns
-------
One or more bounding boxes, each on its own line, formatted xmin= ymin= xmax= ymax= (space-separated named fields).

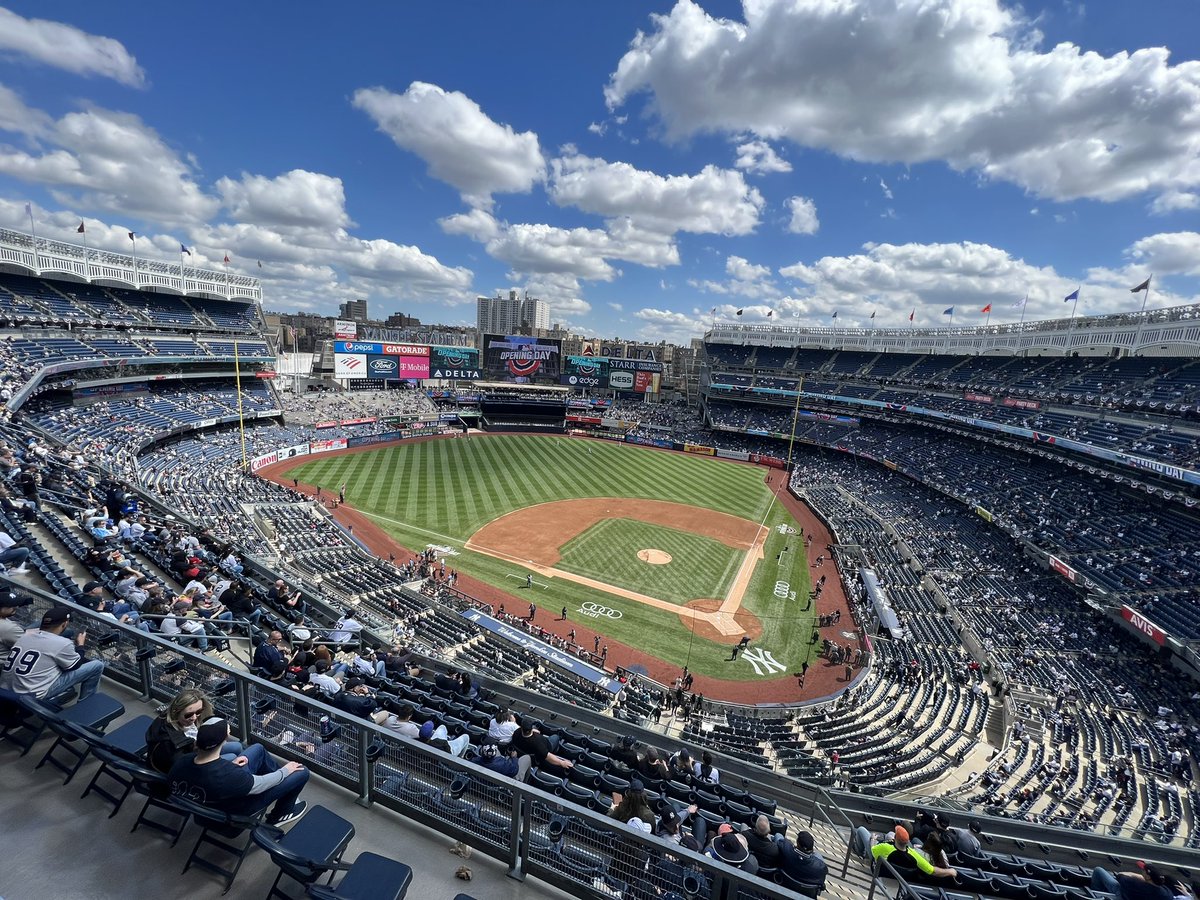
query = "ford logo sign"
xmin=369 ymin=358 xmax=398 ymax=375
xmin=609 ymin=371 xmax=635 ymax=389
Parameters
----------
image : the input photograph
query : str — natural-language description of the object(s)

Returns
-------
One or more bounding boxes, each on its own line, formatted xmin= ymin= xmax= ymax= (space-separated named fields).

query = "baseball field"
xmin=285 ymin=435 xmax=817 ymax=679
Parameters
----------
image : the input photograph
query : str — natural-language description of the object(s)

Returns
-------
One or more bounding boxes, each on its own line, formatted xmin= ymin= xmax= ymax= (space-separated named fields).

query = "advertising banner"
xmin=964 ymin=392 xmax=995 ymax=404
xmin=310 ymin=438 xmax=348 ymax=454
xmin=429 ymin=346 xmax=482 ymax=380
xmin=315 ymin=421 xmax=338 ymax=429
xmin=716 ymin=448 xmax=751 ymax=461
xmin=624 ymin=434 xmax=673 ymax=450
xmin=566 ymin=415 xmax=603 ymax=426
xmin=483 ymin=334 xmax=561 ymax=381
xmin=1049 ymin=555 xmax=1077 ymax=583
xmin=561 ymin=354 xmax=608 ymax=388
xmin=682 ymin=443 xmax=715 ymax=456
xmin=749 ymin=453 xmax=787 ymax=469
xmin=334 ymin=354 xmax=366 ymax=377
xmin=278 ymin=444 xmax=309 ymax=461
xmin=334 ymin=319 xmax=358 ymax=339
xmin=348 ymin=431 xmax=402 ymax=449
xmin=1002 ymin=397 xmax=1042 ymax=410
xmin=250 ymin=451 xmax=277 ymax=472
xmin=975 ymin=506 xmax=993 ymax=522
xmin=1120 ymin=605 xmax=1167 ymax=646
xmin=340 ymin=417 xmax=377 ymax=427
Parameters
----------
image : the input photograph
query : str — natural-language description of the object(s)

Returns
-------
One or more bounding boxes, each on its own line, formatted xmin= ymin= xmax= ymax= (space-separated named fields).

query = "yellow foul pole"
xmin=786 ymin=376 xmax=805 ymax=470
xmin=234 ymin=339 xmax=247 ymax=471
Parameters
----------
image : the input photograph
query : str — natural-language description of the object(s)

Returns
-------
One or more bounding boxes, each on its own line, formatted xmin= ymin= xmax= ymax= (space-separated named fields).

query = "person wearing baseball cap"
xmin=0 ymin=591 xmax=32 ymax=653
xmin=0 ymin=605 xmax=104 ymax=707
xmin=1091 ymin=862 xmax=1175 ymax=900
xmin=776 ymin=829 xmax=828 ymax=889
xmin=166 ymin=717 xmax=309 ymax=826
xmin=868 ymin=825 xmax=957 ymax=880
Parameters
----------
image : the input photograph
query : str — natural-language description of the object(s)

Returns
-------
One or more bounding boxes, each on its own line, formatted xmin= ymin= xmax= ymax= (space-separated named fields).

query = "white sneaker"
xmin=9 ymin=565 xmax=30 ymax=575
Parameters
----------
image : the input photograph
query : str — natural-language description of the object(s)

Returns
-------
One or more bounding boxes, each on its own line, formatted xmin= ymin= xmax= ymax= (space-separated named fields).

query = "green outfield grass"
xmin=555 ymin=518 xmax=744 ymax=606
xmin=286 ymin=435 xmax=818 ymax=679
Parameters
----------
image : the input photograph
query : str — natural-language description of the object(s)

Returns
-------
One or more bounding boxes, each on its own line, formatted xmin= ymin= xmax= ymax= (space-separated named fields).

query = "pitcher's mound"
xmin=637 ymin=549 xmax=672 ymax=565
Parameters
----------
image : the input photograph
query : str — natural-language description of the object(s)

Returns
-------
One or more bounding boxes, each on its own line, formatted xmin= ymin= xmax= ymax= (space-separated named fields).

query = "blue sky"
xmin=0 ymin=1 xmax=1197 ymax=343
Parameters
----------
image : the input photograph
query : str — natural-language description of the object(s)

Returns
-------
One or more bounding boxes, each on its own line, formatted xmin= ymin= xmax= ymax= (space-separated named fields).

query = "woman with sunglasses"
xmin=145 ymin=687 xmax=244 ymax=773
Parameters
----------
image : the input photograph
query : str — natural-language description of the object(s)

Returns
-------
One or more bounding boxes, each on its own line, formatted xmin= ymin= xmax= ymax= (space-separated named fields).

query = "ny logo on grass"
xmin=742 ymin=648 xmax=786 ymax=676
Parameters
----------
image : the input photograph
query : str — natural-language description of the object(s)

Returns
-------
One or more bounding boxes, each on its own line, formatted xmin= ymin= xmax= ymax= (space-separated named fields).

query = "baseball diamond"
xmin=281 ymin=434 xmax=826 ymax=681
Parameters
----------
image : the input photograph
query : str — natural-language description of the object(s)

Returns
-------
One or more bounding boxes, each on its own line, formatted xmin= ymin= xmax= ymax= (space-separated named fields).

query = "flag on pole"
xmin=1130 ymin=276 xmax=1152 ymax=293
xmin=736 ymin=308 xmax=743 ymax=316
xmin=24 ymin=202 xmax=31 ymax=217
xmin=870 ymin=311 xmax=876 ymax=320
xmin=943 ymin=307 xmax=954 ymax=316
xmin=909 ymin=310 xmax=915 ymax=322
xmin=766 ymin=310 xmax=773 ymax=317
xmin=710 ymin=307 xmax=716 ymax=315
xmin=257 ymin=260 xmax=262 ymax=269
xmin=1064 ymin=288 xmax=1079 ymax=302
xmin=224 ymin=254 xmax=230 ymax=264
xmin=180 ymin=243 xmax=191 ymax=255
xmin=980 ymin=303 xmax=992 ymax=314
xmin=127 ymin=232 xmax=135 ymax=241
xmin=1011 ymin=296 xmax=1026 ymax=308
xmin=76 ymin=221 xmax=85 ymax=233
xmin=831 ymin=310 xmax=838 ymax=319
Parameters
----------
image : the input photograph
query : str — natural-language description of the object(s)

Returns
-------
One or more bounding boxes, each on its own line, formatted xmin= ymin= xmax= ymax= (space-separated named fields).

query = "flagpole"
xmin=985 ymin=309 xmax=991 ymax=327
xmin=1071 ymin=292 xmax=1079 ymax=321
xmin=225 ymin=254 xmax=231 ymax=300
xmin=180 ymin=248 xmax=187 ymax=295
xmin=26 ymin=205 xmax=40 ymax=274
xmin=1019 ymin=296 xmax=1027 ymax=326
xmin=129 ymin=233 xmax=138 ymax=288
xmin=80 ymin=224 xmax=90 ymax=281
xmin=1141 ymin=278 xmax=1151 ymax=313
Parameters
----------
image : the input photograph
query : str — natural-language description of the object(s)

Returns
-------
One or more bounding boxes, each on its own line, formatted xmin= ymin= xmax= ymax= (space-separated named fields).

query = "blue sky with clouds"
xmin=0 ymin=1 xmax=1196 ymax=343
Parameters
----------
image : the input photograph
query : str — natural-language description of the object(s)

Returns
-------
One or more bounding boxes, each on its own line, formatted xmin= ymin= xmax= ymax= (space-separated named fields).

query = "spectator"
xmin=372 ymin=702 xmax=420 ymax=738
xmin=707 ymin=827 xmax=759 ymax=876
xmin=0 ymin=606 xmax=104 ymax=706
xmin=145 ymin=688 xmax=243 ymax=773
xmin=0 ymin=527 xmax=31 ymax=575
xmin=417 ymin=719 xmax=470 ymax=757
xmin=167 ymin=716 xmax=308 ymax=826
xmin=475 ymin=742 xmax=520 ymax=777
xmin=607 ymin=779 xmax=655 ymax=824
xmin=865 ymin=826 xmax=956 ymax=880
xmin=776 ymin=830 xmax=828 ymax=888
xmin=510 ymin=719 xmax=575 ymax=779
xmin=694 ymin=749 xmax=720 ymax=785
xmin=0 ymin=591 xmax=31 ymax=652
xmin=253 ymin=630 xmax=288 ymax=679
xmin=1090 ymin=865 xmax=1174 ymax=900
xmin=745 ymin=815 xmax=782 ymax=869
xmin=487 ymin=708 xmax=520 ymax=746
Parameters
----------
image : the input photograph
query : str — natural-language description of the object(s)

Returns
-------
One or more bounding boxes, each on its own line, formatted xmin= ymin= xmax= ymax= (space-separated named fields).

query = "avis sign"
xmin=1120 ymin=605 xmax=1167 ymax=646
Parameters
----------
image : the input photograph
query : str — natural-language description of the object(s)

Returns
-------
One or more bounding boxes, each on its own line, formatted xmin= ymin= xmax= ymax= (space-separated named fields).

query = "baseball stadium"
xmin=1 ymin=240 xmax=1199 ymax=900
xmin=2 ymin=5 xmax=1200 ymax=900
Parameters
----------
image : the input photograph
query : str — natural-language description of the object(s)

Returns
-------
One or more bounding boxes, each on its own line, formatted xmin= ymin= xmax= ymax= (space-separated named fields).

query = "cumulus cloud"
xmin=438 ymin=207 xmax=502 ymax=242
xmin=633 ymin=306 xmax=711 ymax=343
xmin=0 ymin=103 xmax=218 ymax=225
xmin=217 ymin=170 xmax=351 ymax=230
xmin=1126 ymin=232 xmax=1200 ymax=277
xmin=1149 ymin=191 xmax=1199 ymax=215
xmin=690 ymin=254 xmax=779 ymax=298
xmin=784 ymin=196 xmax=819 ymax=235
xmin=352 ymin=82 xmax=545 ymax=209
xmin=0 ymin=9 xmax=145 ymax=87
xmin=734 ymin=139 xmax=791 ymax=174
xmin=778 ymin=238 xmax=1195 ymax=326
xmin=606 ymin=0 xmax=1200 ymax=205
xmin=548 ymin=149 xmax=763 ymax=236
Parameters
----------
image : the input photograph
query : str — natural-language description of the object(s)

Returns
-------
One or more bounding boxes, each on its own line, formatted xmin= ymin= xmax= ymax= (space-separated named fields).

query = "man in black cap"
xmin=0 ymin=591 xmax=32 ymax=652
xmin=0 ymin=606 xmax=104 ymax=706
xmin=79 ymin=581 xmax=106 ymax=611
xmin=167 ymin=716 xmax=308 ymax=826
xmin=776 ymin=829 xmax=828 ymax=888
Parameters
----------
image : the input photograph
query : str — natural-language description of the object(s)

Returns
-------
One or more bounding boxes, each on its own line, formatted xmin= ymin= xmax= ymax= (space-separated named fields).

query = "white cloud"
xmin=734 ymin=139 xmax=791 ymax=174
xmin=608 ymin=301 xmax=624 ymax=311
xmin=587 ymin=121 xmax=607 ymax=136
xmin=352 ymin=82 xmax=545 ymax=209
xmin=690 ymin=254 xmax=779 ymax=299
xmin=1126 ymin=232 xmax=1200 ymax=276
xmin=218 ymin=170 xmax=351 ymax=229
xmin=778 ymin=238 xmax=1195 ymax=325
xmin=784 ymin=196 xmax=819 ymax=235
xmin=0 ymin=9 xmax=145 ymax=87
xmin=548 ymin=149 xmax=763 ymax=236
xmin=0 ymin=103 xmax=218 ymax=225
xmin=438 ymin=208 xmax=502 ymax=242
xmin=605 ymin=0 xmax=1200 ymax=205
xmin=1150 ymin=191 xmax=1199 ymax=215
xmin=878 ymin=177 xmax=893 ymax=200
xmin=633 ymin=306 xmax=710 ymax=343
xmin=0 ymin=84 xmax=50 ymax=137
